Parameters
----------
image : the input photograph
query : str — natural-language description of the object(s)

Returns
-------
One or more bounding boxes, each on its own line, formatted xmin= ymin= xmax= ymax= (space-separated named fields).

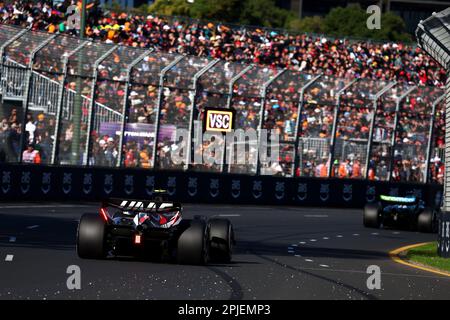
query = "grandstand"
xmin=0 ymin=1 xmax=445 ymax=185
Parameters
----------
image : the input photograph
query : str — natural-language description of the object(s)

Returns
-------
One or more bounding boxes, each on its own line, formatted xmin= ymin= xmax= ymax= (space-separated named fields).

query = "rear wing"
xmin=379 ymin=195 xmax=418 ymax=204
xmin=102 ymin=198 xmax=182 ymax=213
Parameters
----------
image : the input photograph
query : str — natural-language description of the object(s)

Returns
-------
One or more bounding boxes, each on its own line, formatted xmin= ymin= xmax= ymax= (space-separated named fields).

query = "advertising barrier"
xmin=0 ymin=164 xmax=442 ymax=209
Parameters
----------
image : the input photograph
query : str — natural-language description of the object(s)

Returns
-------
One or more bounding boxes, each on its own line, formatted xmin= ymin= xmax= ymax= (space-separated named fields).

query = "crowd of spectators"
xmin=0 ymin=0 xmax=446 ymax=183
xmin=1 ymin=1 xmax=445 ymax=85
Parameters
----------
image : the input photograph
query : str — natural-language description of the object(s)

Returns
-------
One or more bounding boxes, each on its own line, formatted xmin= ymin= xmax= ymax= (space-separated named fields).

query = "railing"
xmin=1 ymin=59 xmax=27 ymax=100
xmin=2 ymin=62 xmax=122 ymax=132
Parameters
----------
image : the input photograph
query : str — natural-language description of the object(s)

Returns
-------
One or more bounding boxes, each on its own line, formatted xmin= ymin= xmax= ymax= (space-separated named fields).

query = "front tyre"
xmin=363 ymin=203 xmax=381 ymax=228
xmin=209 ymin=219 xmax=234 ymax=263
xmin=417 ymin=208 xmax=435 ymax=233
xmin=177 ymin=220 xmax=209 ymax=265
xmin=77 ymin=213 xmax=107 ymax=259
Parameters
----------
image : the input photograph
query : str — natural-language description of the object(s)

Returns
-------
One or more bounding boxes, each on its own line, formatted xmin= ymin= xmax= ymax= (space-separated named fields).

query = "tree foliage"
xmin=148 ymin=0 xmax=291 ymax=27
xmin=146 ymin=1 xmax=411 ymax=41
xmin=148 ymin=0 xmax=191 ymax=17
xmin=237 ymin=0 xmax=294 ymax=28
xmin=320 ymin=4 xmax=411 ymax=41
xmin=287 ymin=16 xmax=325 ymax=35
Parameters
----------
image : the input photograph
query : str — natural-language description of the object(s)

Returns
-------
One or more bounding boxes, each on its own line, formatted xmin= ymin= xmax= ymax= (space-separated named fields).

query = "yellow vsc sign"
xmin=204 ymin=108 xmax=235 ymax=133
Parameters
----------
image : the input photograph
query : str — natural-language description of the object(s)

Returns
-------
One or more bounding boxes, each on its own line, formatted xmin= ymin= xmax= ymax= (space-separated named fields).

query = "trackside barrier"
xmin=438 ymin=212 xmax=450 ymax=258
xmin=0 ymin=164 xmax=442 ymax=209
xmin=1 ymin=59 xmax=27 ymax=100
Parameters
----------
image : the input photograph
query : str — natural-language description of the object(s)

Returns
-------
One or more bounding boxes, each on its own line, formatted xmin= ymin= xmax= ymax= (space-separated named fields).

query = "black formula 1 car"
xmin=76 ymin=191 xmax=235 ymax=265
xmin=363 ymin=194 xmax=438 ymax=233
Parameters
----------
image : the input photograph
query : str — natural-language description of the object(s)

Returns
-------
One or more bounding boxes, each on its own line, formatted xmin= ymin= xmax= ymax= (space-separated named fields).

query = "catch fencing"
xmin=0 ymin=24 xmax=445 ymax=185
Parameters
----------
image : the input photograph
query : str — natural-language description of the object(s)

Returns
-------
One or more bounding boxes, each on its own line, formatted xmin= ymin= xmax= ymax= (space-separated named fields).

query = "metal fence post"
xmin=364 ymin=81 xmax=396 ymax=179
xmin=327 ymin=79 xmax=358 ymax=178
xmin=293 ymin=74 xmax=322 ymax=177
xmin=151 ymin=55 xmax=186 ymax=170
xmin=256 ymin=68 xmax=286 ymax=176
xmin=425 ymin=94 xmax=445 ymax=183
xmin=18 ymin=34 xmax=58 ymax=163
xmin=226 ymin=65 xmax=254 ymax=110
xmin=222 ymin=65 xmax=253 ymax=173
xmin=186 ymin=59 xmax=220 ymax=171
xmin=388 ymin=86 xmax=417 ymax=182
xmin=51 ymin=40 xmax=89 ymax=165
xmin=83 ymin=45 xmax=118 ymax=166
xmin=117 ymin=49 xmax=153 ymax=168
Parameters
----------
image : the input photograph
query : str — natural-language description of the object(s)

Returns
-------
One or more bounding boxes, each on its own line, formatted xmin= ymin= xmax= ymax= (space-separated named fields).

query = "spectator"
xmin=22 ymin=144 xmax=40 ymax=164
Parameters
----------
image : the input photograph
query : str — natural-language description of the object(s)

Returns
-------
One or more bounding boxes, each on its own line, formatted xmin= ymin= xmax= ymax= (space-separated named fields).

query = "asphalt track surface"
xmin=0 ymin=203 xmax=449 ymax=300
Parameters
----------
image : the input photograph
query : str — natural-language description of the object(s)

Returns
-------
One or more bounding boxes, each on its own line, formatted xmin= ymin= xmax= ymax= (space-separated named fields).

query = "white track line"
xmin=299 ymin=241 xmax=306 ymax=245
xmin=309 ymin=239 xmax=317 ymax=242
xmin=371 ymin=232 xmax=379 ymax=236
xmin=26 ymin=225 xmax=39 ymax=230
xmin=353 ymin=233 xmax=360 ymax=236
xmin=305 ymin=259 xmax=313 ymax=262
xmin=9 ymin=236 xmax=16 ymax=243
xmin=319 ymin=264 xmax=330 ymax=268
xmin=217 ymin=214 xmax=241 ymax=217
xmin=5 ymin=255 xmax=13 ymax=262
xmin=336 ymin=235 xmax=343 ymax=238
xmin=323 ymin=237 xmax=329 ymax=240
xmin=303 ymin=215 xmax=329 ymax=218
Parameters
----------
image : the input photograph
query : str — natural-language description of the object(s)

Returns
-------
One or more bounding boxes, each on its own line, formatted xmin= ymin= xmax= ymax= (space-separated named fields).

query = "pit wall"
xmin=0 ymin=164 xmax=443 ymax=209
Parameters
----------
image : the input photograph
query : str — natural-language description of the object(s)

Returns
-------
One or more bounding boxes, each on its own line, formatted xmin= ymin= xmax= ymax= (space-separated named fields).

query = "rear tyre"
xmin=177 ymin=220 xmax=209 ymax=265
xmin=418 ymin=208 xmax=435 ymax=233
xmin=209 ymin=219 xmax=234 ymax=263
xmin=363 ymin=203 xmax=381 ymax=228
xmin=77 ymin=213 xmax=107 ymax=259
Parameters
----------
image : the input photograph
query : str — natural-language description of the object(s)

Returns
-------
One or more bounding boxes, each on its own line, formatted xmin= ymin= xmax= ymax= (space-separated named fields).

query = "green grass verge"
xmin=405 ymin=242 xmax=450 ymax=273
